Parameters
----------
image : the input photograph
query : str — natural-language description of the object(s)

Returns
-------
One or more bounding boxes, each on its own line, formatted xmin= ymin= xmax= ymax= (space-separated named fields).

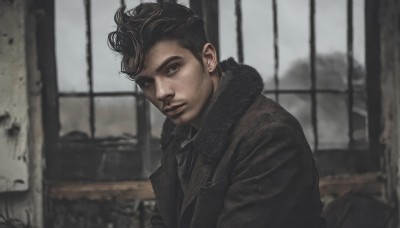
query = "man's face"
xmin=135 ymin=39 xmax=219 ymax=128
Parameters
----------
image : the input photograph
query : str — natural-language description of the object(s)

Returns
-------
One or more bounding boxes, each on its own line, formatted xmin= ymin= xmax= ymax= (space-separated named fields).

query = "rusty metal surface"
xmin=365 ymin=0 xmax=381 ymax=172
xmin=347 ymin=0 xmax=355 ymax=147
xmin=235 ymin=0 xmax=243 ymax=63
xmin=84 ymin=0 xmax=96 ymax=138
xmin=309 ymin=0 xmax=318 ymax=150
xmin=272 ymin=0 xmax=279 ymax=102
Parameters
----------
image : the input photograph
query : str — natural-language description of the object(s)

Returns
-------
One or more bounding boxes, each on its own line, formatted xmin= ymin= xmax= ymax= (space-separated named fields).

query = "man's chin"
xmin=168 ymin=116 xmax=189 ymax=126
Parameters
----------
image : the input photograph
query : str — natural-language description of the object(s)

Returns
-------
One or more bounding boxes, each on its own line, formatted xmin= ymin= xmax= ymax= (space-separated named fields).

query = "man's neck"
xmin=190 ymin=94 xmax=214 ymax=131
xmin=190 ymin=73 xmax=224 ymax=131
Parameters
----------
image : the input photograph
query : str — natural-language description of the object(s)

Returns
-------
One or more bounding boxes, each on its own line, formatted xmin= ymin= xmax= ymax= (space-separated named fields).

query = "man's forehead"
xmin=146 ymin=39 xmax=187 ymax=59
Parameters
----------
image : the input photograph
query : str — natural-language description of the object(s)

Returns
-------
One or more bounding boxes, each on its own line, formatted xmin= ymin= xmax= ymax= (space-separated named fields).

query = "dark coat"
xmin=150 ymin=58 xmax=325 ymax=228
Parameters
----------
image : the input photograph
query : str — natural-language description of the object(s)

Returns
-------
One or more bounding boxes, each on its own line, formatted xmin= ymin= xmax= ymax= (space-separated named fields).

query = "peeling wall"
xmin=379 ymin=0 xmax=400 ymax=225
xmin=0 ymin=0 xmax=30 ymax=193
xmin=0 ymin=0 xmax=44 ymax=227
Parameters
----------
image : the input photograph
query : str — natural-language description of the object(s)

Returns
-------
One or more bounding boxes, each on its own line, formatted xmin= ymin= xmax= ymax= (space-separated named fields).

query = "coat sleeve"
xmin=216 ymin=123 xmax=324 ymax=228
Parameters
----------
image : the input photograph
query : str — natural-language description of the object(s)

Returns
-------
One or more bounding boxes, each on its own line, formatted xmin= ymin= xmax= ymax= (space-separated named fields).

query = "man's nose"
xmin=155 ymin=78 xmax=174 ymax=101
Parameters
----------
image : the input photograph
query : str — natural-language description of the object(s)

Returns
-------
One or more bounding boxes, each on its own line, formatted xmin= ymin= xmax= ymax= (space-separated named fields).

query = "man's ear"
xmin=202 ymin=43 xmax=218 ymax=73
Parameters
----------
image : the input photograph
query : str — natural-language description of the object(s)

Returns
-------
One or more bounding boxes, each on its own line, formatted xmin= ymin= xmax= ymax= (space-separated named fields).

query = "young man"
xmin=108 ymin=2 xmax=325 ymax=228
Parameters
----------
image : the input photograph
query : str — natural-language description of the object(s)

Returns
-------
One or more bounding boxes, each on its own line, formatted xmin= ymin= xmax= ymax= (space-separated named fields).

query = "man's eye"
xmin=167 ymin=63 xmax=180 ymax=75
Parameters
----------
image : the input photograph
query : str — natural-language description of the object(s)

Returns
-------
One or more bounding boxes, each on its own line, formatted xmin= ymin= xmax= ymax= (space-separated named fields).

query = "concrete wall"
xmin=379 ymin=0 xmax=400 ymax=226
xmin=0 ymin=0 xmax=43 ymax=227
xmin=0 ymin=0 xmax=29 ymax=193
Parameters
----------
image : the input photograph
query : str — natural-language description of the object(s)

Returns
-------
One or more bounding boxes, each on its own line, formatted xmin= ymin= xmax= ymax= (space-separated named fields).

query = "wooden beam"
xmin=35 ymin=0 xmax=60 ymax=179
xmin=47 ymin=172 xmax=384 ymax=201
xmin=47 ymin=181 xmax=154 ymax=200
xmin=319 ymin=172 xmax=385 ymax=196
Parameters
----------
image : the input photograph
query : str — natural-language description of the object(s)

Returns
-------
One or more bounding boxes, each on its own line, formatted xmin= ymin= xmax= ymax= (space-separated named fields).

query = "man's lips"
xmin=163 ymin=104 xmax=184 ymax=116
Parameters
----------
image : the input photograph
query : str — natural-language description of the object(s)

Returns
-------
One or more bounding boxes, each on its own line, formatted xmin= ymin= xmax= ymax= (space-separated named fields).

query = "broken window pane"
xmin=317 ymin=94 xmax=349 ymax=149
xmin=95 ymin=97 xmax=137 ymax=138
xmin=92 ymin=0 xmax=135 ymax=92
xmin=278 ymin=94 xmax=314 ymax=150
xmin=59 ymin=97 xmax=91 ymax=138
xmin=56 ymin=0 xmax=87 ymax=92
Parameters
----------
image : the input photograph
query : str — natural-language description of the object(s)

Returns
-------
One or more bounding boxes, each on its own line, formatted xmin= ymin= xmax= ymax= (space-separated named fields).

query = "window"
xmin=224 ymin=0 xmax=372 ymax=177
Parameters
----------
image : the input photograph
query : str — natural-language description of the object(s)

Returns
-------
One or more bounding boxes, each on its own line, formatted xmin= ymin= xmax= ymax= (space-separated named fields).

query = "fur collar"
xmin=160 ymin=58 xmax=264 ymax=164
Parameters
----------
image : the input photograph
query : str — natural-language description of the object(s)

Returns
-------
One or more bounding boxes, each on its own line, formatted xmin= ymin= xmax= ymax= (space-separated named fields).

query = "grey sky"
xmin=55 ymin=0 xmax=364 ymax=92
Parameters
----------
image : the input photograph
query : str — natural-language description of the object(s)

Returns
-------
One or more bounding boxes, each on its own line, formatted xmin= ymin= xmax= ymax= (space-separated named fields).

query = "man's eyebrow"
xmin=135 ymin=55 xmax=183 ymax=80
xmin=155 ymin=55 xmax=183 ymax=73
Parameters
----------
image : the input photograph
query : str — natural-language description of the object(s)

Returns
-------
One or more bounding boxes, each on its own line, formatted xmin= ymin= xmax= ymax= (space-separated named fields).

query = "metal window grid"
xmin=234 ymin=0 xmax=358 ymax=151
xmin=57 ymin=0 xmax=373 ymax=173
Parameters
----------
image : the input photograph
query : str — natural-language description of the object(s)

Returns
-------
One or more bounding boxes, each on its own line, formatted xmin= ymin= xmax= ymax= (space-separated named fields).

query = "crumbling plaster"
xmin=0 ymin=0 xmax=44 ymax=227
xmin=379 ymin=1 xmax=400 ymax=226
xmin=0 ymin=0 xmax=29 ymax=193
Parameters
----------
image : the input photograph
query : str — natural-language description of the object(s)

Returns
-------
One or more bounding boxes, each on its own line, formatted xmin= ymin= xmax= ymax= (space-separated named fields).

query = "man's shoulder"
xmin=239 ymin=94 xmax=298 ymax=129
xmin=230 ymin=94 xmax=310 ymax=150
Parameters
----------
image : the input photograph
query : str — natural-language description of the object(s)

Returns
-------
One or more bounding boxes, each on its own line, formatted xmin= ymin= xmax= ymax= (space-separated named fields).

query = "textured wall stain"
xmin=13 ymin=179 xmax=24 ymax=185
xmin=7 ymin=122 xmax=20 ymax=138
xmin=0 ymin=112 xmax=10 ymax=126
xmin=0 ymin=0 xmax=29 ymax=194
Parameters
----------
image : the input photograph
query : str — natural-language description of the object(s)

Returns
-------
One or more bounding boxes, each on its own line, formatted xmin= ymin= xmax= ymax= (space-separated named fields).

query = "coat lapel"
xmin=177 ymin=58 xmax=264 ymax=223
xmin=179 ymin=153 xmax=213 ymax=219
xmin=192 ymin=58 xmax=264 ymax=165
xmin=150 ymin=145 xmax=179 ymax=228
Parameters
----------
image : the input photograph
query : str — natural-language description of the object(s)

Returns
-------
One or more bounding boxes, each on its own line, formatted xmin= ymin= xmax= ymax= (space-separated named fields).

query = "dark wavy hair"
xmin=108 ymin=2 xmax=208 ymax=80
